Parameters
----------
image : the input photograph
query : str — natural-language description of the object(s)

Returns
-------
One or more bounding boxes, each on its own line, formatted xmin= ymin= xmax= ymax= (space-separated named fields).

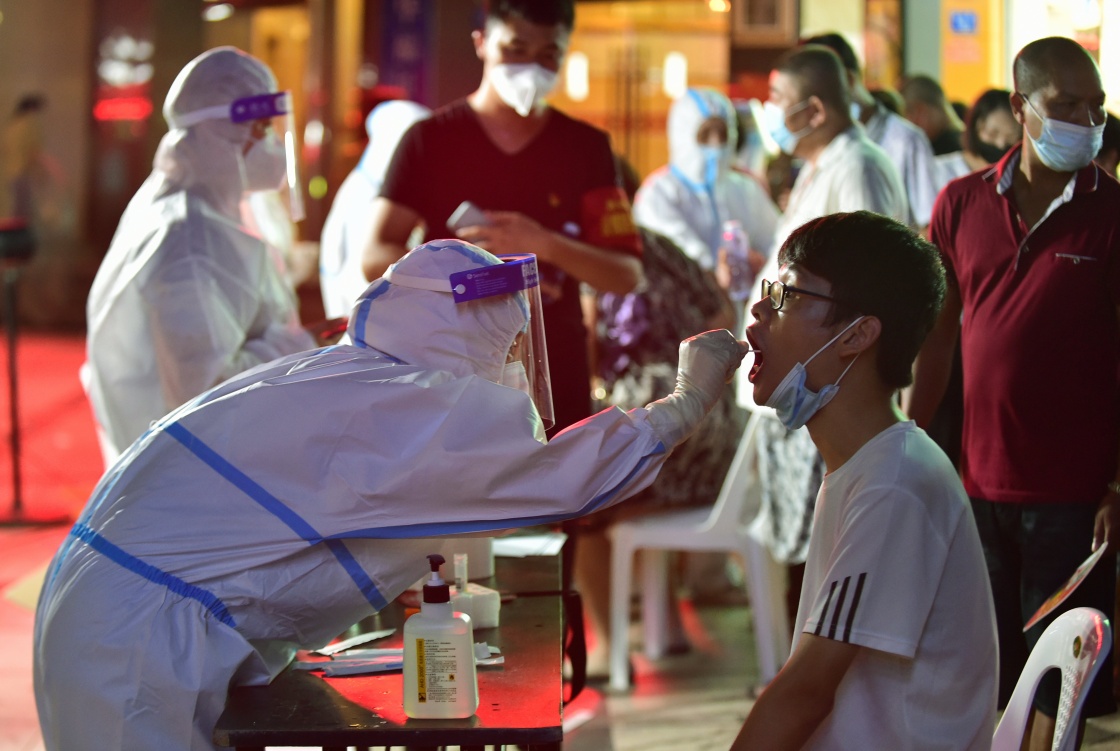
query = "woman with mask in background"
xmin=933 ymin=88 xmax=1022 ymax=191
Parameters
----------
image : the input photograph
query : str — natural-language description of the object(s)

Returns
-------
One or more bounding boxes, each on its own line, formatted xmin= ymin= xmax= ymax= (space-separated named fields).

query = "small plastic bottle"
xmin=403 ymin=553 xmax=479 ymax=719
xmin=721 ymin=220 xmax=753 ymax=302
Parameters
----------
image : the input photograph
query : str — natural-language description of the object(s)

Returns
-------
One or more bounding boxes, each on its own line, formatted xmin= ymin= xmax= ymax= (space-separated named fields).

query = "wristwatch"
xmin=1109 ymin=480 xmax=1120 ymax=496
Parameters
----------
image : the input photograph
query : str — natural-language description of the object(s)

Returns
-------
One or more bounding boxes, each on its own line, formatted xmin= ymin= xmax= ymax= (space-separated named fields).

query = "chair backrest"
xmin=991 ymin=607 xmax=1113 ymax=751
xmin=697 ymin=408 xmax=764 ymax=533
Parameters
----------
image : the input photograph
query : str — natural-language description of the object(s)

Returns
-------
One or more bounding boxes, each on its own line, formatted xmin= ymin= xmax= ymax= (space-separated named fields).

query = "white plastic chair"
xmin=991 ymin=606 xmax=1113 ymax=751
xmin=607 ymin=409 xmax=790 ymax=692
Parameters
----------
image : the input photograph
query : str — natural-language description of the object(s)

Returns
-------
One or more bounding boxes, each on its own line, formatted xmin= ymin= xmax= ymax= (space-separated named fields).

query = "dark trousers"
xmin=970 ymin=497 xmax=1117 ymax=717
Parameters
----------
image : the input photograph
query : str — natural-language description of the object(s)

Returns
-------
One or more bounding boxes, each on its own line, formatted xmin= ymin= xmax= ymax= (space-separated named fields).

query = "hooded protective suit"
xmin=85 ymin=47 xmax=315 ymax=465
xmin=36 ymin=239 xmax=744 ymax=751
xmin=320 ymin=100 xmax=430 ymax=319
xmin=633 ymin=88 xmax=779 ymax=271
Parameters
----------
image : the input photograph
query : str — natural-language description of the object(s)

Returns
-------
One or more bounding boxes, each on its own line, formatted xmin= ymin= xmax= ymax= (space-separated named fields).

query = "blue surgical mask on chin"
xmin=762 ymin=100 xmax=813 ymax=155
xmin=1024 ymin=97 xmax=1104 ymax=172
xmin=765 ymin=317 xmax=864 ymax=430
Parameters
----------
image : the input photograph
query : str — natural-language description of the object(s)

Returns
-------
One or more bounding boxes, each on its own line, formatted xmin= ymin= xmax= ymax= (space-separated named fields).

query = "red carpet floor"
xmin=0 ymin=331 xmax=102 ymax=522
xmin=0 ymin=332 xmax=102 ymax=751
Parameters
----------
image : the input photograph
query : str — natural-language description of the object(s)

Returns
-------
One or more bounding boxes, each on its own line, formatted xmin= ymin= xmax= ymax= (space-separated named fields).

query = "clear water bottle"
xmin=721 ymin=220 xmax=752 ymax=302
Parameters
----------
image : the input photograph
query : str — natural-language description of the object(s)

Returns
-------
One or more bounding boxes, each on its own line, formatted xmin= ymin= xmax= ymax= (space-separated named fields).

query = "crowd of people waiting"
xmin=25 ymin=0 xmax=1120 ymax=749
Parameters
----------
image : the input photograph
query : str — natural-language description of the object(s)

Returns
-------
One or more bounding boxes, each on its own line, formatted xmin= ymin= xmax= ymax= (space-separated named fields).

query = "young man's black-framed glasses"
xmin=761 ymin=278 xmax=841 ymax=311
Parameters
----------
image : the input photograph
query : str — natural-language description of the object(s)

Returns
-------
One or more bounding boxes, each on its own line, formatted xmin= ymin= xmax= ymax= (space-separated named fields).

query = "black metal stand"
xmin=0 ymin=220 xmax=68 ymax=526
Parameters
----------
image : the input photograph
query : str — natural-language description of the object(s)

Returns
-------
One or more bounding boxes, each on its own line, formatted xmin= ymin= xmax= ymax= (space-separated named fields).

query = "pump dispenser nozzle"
xmin=423 ymin=553 xmax=450 ymax=604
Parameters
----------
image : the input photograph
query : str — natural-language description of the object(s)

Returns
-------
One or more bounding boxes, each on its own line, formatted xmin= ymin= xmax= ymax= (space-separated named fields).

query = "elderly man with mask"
xmin=633 ymin=87 xmax=779 ymax=286
xmin=84 ymin=47 xmax=316 ymax=466
xmin=908 ymin=37 xmax=1119 ymax=749
xmin=319 ymin=99 xmax=430 ymax=319
xmin=744 ymin=44 xmax=909 ymax=629
xmin=804 ymin=32 xmax=939 ymax=231
xmin=34 ymin=239 xmax=746 ymax=751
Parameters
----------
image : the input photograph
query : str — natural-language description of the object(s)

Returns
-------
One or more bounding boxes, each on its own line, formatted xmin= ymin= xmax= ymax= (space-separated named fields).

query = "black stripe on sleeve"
xmin=827 ymin=576 xmax=851 ymax=640
xmin=814 ymin=580 xmax=837 ymax=636
xmin=842 ymin=573 xmax=867 ymax=643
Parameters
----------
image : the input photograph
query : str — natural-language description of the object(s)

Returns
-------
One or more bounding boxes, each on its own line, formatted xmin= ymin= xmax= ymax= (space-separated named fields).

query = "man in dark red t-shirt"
xmin=363 ymin=0 xmax=643 ymax=684
xmin=366 ymin=0 xmax=642 ymax=435
xmin=907 ymin=37 xmax=1120 ymax=749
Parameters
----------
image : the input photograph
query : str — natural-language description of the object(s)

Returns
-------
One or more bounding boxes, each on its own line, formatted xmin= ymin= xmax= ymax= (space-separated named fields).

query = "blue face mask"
xmin=761 ymin=100 xmax=813 ymax=155
xmin=698 ymin=144 xmax=722 ymax=187
xmin=1023 ymin=97 xmax=1104 ymax=173
xmin=765 ymin=317 xmax=863 ymax=430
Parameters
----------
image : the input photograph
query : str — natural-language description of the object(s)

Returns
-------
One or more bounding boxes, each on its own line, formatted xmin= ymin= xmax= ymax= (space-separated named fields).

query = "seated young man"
xmin=732 ymin=211 xmax=997 ymax=750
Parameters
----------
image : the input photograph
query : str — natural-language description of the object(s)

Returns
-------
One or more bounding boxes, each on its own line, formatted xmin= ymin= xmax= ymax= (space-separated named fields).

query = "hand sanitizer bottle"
xmin=403 ymin=554 xmax=479 ymax=719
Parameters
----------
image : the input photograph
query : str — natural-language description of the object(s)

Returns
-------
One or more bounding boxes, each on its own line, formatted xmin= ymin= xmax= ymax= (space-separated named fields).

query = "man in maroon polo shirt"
xmin=907 ymin=37 xmax=1119 ymax=750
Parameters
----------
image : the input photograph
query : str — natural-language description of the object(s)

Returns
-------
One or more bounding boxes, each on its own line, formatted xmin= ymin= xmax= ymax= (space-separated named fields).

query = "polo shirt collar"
xmin=988 ymin=143 xmax=1100 ymax=197
xmin=986 ymin=143 xmax=1100 ymax=234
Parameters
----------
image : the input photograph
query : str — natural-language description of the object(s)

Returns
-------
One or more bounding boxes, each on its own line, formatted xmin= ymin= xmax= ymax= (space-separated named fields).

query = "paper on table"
xmin=1023 ymin=544 xmax=1109 ymax=632
xmin=492 ymin=533 xmax=567 ymax=557
xmin=311 ymin=628 xmax=395 ymax=655
xmin=293 ymin=644 xmax=504 ymax=676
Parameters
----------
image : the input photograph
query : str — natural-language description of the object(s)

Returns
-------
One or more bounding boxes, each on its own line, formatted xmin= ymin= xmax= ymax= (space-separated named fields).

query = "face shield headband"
xmin=384 ymin=254 xmax=554 ymax=431
xmin=174 ymin=91 xmax=304 ymax=221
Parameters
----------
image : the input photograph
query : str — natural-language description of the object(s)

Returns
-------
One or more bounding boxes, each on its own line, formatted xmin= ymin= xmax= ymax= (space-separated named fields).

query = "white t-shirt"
xmin=795 ymin=421 xmax=997 ymax=751
xmin=864 ymin=104 xmax=940 ymax=228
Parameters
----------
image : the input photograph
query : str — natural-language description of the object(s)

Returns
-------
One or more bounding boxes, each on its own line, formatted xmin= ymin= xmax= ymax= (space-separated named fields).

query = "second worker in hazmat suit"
xmin=84 ymin=47 xmax=316 ymax=465
xmin=633 ymin=87 xmax=780 ymax=278
xmin=35 ymin=238 xmax=747 ymax=751
xmin=319 ymin=99 xmax=431 ymax=319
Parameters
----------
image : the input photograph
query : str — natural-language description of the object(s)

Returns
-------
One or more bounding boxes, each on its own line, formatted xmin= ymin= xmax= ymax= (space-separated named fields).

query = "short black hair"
xmin=778 ymin=211 xmax=946 ymax=389
xmin=1013 ymin=36 xmax=1096 ymax=97
xmin=801 ymin=32 xmax=860 ymax=74
xmin=483 ymin=0 xmax=574 ymax=31
xmin=900 ymin=74 xmax=946 ymax=108
xmin=870 ymin=86 xmax=904 ymax=115
xmin=774 ymin=45 xmax=851 ymax=114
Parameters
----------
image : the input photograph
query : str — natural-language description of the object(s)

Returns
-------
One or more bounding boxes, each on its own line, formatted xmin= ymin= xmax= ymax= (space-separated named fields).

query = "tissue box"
xmin=451 ymin=582 xmax=500 ymax=629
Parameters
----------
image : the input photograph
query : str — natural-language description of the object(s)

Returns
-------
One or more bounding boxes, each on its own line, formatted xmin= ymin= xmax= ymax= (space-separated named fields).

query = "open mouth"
xmin=745 ymin=331 xmax=764 ymax=383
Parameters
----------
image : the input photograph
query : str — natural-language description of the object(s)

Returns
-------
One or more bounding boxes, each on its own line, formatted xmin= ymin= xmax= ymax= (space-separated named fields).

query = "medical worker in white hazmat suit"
xmin=633 ymin=87 xmax=779 ymax=274
xmin=84 ymin=46 xmax=315 ymax=465
xmin=319 ymin=99 xmax=430 ymax=319
xmin=35 ymin=239 xmax=747 ymax=751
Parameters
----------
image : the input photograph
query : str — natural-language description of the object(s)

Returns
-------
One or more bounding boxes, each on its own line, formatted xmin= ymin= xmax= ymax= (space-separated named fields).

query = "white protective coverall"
xmin=319 ymin=100 xmax=430 ymax=318
xmin=35 ymin=239 xmax=745 ymax=751
xmin=85 ymin=47 xmax=315 ymax=463
xmin=633 ymin=88 xmax=779 ymax=271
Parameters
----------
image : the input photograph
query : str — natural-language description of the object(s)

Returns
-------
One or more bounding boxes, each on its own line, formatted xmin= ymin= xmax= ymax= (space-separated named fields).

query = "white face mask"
xmin=242 ymin=134 xmax=287 ymax=192
xmin=489 ymin=63 xmax=558 ymax=117
xmin=765 ymin=317 xmax=863 ymax=430
xmin=500 ymin=360 xmax=530 ymax=393
xmin=761 ymin=100 xmax=813 ymax=155
xmin=1024 ymin=97 xmax=1105 ymax=173
xmin=499 ymin=360 xmax=547 ymax=443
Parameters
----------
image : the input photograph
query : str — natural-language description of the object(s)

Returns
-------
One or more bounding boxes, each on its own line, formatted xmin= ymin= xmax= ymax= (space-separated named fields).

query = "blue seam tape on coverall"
xmin=164 ymin=421 xmax=390 ymax=611
xmin=325 ymin=441 xmax=667 ymax=540
xmin=69 ymin=522 xmax=237 ymax=627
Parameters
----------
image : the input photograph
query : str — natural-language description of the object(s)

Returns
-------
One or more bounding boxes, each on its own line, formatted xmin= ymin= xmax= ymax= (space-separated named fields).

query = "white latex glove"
xmin=644 ymin=329 xmax=749 ymax=447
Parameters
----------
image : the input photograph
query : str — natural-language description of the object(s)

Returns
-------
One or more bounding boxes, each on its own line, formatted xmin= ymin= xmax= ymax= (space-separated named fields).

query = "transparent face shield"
xmin=176 ymin=91 xmax=304 ymax=221
xmin=450 ymin=254 xmax=554 ymax=431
